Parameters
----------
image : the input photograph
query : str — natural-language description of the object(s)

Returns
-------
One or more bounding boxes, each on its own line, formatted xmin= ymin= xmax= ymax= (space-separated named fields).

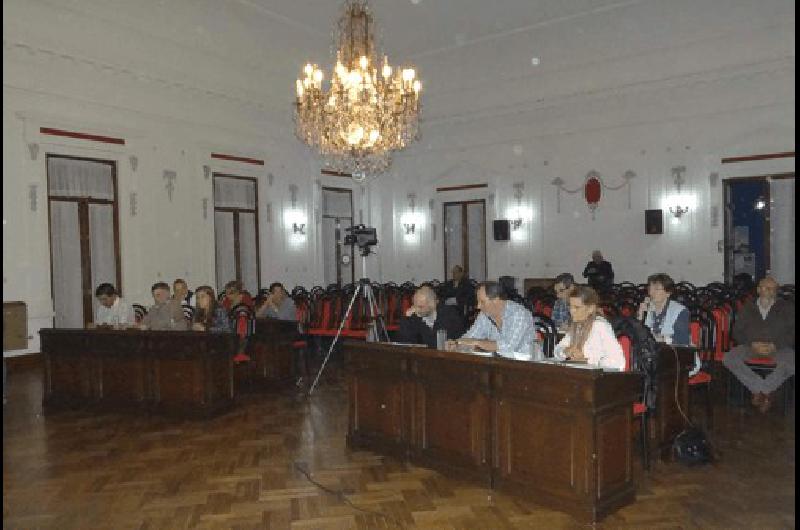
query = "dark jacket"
xmin=396 ymin=304 xmax=466 ymax=348
xmin=583 ymin=260 xmax=614 ymax=291
xmin=732 ymin=298 xmax=795 ymax=349
xmin=441 ymin=279 xmax=475 ymax=310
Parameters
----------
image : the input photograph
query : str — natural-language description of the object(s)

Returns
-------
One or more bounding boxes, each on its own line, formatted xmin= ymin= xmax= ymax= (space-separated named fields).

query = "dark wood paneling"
xmin=211 ymin=153 xmax=264 ymax=165
xmin=40 ymin=329 xmax=237 ymax=419
xmin=40 ymin=127 xmax=125 ymax=145
xmin=721 ymin=151 xmax=794 ymax=164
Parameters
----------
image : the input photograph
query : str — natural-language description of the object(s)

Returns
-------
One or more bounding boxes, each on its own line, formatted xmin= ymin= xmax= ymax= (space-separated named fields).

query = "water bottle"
xmin=436 ymin=329 xmax=447 ymax=350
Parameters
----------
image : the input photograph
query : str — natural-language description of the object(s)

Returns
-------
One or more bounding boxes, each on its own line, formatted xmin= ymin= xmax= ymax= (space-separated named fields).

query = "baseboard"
xmin=5 ymin=353 xmax=42 ymax=372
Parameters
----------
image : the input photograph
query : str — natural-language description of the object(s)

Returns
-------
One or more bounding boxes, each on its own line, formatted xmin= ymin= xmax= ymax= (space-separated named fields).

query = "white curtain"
xmin=50 ymin=201 xmax=83 ymax=328
xmin=770 ymin=178 xmax=795 ymax=284
xmin=467 ymin=202 xmax=486 ymax=281
xmin=239 ymin=212 xmax=258 ymax=294
xmin=444 ymin=204 xmax=464 ymax=280
xmin=215 ymin=211 xmax=236 ymax=293
xmin=89 ymin=204 xmax=118 ymax=317
xmin=214 ymin=177 xmax=256 ymax=209
xmin=48 ymin=157 xmax=114 ymax=200
xmin=322 ymin=217 xmax=338 ymax=286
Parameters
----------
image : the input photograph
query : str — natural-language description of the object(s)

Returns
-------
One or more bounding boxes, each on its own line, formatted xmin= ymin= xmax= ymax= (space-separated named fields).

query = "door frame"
xmin=443 ymin=199 xmax=487 ymax=281
xmin=212 ymin=173 xmax=261 ymax=293
xmin=722 ymin=172 xmax=793 ymax=282
xmin=46 ymin=154 xmax=121 ymax=326
xmin=321 ymin=186 xmax=355 ymax=286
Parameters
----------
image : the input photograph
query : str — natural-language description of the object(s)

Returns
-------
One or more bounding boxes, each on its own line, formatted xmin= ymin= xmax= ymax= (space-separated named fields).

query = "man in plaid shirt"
xmin=551 ymin=273 xmax=575 ymax=329
xmin=448 ymin=281 xmax=536 ymax=355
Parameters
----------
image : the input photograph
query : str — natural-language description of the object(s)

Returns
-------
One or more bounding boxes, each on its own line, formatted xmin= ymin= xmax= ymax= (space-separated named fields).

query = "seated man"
xmin=89 ymin=283 xmax=134 ymax=328
xmin=723 ymin=276 xmax=795 ymax=413
xmin=256 ymin=282 xmax=297 ymax=321
xmin=551 ymin=272 xmax=575 ymax=330
xmin=222 ymin=280 xmax=254 ymax=311
xmin=396 ymin=285 xmax=465 ymax=348
xmin=447 ymin=281 xmax=536 ymax=355
xmin=141 ymin=282 xmax=188 ymax=330
xmin=173 ymin=278 xmax=194 ymax=308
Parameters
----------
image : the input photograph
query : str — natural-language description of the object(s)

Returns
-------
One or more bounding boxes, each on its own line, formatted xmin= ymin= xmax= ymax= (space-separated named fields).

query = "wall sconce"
xmin=668 ymin=166 xmax=690 ymax=218
xmin=511 ymin=182 xmax=525 ymax=230
xmin=285 ymin=184 xmax=307 ymax=240
xmin=400 ymin=193 xmax=423 ymax=240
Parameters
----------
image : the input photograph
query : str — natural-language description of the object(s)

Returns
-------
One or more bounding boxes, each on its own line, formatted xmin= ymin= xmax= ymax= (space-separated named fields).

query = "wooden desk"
xmin=650 ymin=344 xmax=694 ymax=460
xmin=246 ymin=318 xmax=298 ymax=386
xmin=345 ymin=342 xmax=642 ymax=522
xmin=40 ymin=328 xmax=237 ymax=418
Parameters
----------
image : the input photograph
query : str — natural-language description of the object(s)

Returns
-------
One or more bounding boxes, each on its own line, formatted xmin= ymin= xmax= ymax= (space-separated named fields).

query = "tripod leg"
xmin=365 ymin=285 xmax=389 ymax=343
xmin=308 ymin=284 xmax=361 ymax=395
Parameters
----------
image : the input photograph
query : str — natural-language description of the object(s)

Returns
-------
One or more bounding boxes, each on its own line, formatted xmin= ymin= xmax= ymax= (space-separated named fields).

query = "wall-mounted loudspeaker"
xmin=493 ymin=219 xmax=510 ymax=241
xmin=645 ymin=209 xmax=663 ymax=234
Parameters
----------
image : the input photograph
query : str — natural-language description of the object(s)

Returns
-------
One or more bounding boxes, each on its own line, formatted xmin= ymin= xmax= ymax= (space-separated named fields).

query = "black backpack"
xmin=610 ymin=316 xmax=660 ymax=409
xmin=672 ymin=427 xmax=713 ymax=466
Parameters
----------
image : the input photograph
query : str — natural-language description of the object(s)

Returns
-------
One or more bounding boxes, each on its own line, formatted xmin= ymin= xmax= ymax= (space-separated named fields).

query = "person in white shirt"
xmin=89 ymin=283 xmax=135 ymax=328
xmin=554 ymin=285 xmax=625 ymax=371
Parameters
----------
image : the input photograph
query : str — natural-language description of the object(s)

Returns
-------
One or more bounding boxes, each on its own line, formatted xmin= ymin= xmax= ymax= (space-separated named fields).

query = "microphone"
xmin=641 ymin=296 xmax=652 ymax=324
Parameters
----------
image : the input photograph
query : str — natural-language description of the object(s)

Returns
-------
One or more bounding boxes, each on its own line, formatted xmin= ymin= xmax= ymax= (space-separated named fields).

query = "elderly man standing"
xmin=723 ymin=276 xmax=795 ymax=413
xmin=447 ymin=281 xmax=537 ymax=356
xmin=396 ymin=285 xmax=465 ymax=348
xmin=582 ymin=250 xmax=614 ymax=293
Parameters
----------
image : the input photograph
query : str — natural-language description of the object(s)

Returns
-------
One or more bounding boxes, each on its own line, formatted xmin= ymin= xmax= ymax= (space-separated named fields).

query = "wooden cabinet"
xmin=345 ymin=342 xmax=643 ymax=522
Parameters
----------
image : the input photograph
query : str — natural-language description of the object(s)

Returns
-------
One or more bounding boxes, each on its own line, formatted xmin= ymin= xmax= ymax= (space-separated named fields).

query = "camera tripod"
xmin=308 ymin=253 xmax=389 ymax=395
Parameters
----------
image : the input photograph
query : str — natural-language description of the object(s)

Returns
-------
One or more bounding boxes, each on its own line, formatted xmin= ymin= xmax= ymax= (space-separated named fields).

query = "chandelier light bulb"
xmin=359 ymin=55 xmax=368 ymax=69
xmin=304 ymin=63 xmax=314 ymax=77
xmin=296 ymin=80 xmax=304 ymax=97
xmin=413 ymin=80 xmax=421 ymax=93
xmin=313 ymin=69 xmax=323 ymax=84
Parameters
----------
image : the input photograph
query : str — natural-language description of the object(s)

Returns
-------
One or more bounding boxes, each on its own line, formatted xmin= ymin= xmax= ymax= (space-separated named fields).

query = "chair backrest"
xmin=132 ymin=304 xmax=147 ymax=324
xmin=618 ymin=335 xmax=633 ymax=371
xmin=230 ymin=303 xmax=255 ymax=338
xmin=533 ymin=313 xmax=557 ymax=357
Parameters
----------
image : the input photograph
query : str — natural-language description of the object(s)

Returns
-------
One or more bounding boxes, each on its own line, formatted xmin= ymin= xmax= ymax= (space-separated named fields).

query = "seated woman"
xmin=553 ymin=285 xmax=625 ymax=370
xmin=192 ymin=286 xmax=232 ymax=333
xmin=637 ymin=273 xmax=690 ymax=344
xmin=637 ymin=273 xmax=700 ymax=375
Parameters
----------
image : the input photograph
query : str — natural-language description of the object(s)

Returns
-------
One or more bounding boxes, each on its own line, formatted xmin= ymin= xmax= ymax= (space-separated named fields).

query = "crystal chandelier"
xmin=294 ymin=0 xmax=421 ymax=179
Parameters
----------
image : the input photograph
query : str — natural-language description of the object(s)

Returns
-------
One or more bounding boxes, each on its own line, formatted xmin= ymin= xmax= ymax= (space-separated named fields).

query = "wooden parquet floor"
xmin=3 ymin=364 xmax=795 ymax=530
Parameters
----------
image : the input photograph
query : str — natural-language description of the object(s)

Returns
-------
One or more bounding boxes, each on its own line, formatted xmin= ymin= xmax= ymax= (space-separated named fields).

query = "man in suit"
xmin=396 ymin=285 xmax=466 ymax=348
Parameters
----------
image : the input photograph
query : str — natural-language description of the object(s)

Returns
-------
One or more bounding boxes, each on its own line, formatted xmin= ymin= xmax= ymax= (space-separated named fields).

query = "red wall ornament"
xmin=584 ymin=175 xmax=602 ymax=209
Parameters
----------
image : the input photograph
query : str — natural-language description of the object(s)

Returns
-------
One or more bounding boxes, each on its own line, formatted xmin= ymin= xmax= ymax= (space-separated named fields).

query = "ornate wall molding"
xmin=551 ymin=170 xmax=636 ymax=219
xmin=163 ymin=170 xmax=177 ymax=201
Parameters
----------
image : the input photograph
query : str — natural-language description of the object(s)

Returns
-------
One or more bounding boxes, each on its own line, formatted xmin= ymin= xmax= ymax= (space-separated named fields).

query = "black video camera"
xmin=344 ymin=224 xmax=378 ymax=252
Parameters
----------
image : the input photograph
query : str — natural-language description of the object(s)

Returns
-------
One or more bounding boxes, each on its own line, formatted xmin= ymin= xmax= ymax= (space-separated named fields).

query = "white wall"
xmin=2 ymin=0 xmax=795 ymax=356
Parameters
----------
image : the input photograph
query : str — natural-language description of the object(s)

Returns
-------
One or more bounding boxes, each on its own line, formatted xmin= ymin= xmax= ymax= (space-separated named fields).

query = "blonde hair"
xmin=566 ymin=285 xmax=603 ymax=354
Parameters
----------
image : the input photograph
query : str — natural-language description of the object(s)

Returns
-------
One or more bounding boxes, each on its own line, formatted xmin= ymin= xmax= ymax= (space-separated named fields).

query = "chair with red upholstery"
xmin=688 ymin=318 xmax=714 ymax=428
xmin=619 ymin=334 xmax=650 ymax=471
